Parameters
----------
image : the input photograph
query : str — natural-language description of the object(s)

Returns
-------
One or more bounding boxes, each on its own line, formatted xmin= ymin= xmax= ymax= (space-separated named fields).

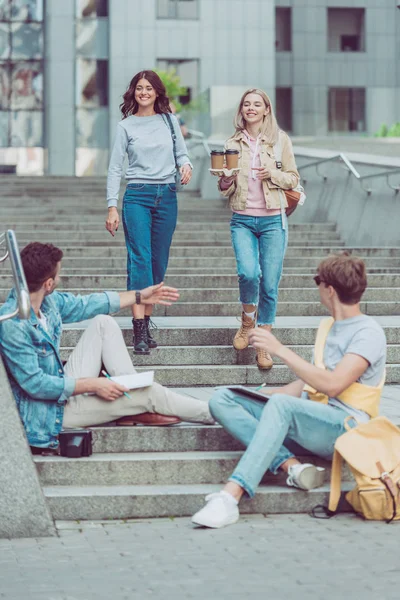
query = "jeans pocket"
xmin=127 ymin=183 xmax=145 ymax=190
xmin=168 ymin=183 xmax=177 ymax=192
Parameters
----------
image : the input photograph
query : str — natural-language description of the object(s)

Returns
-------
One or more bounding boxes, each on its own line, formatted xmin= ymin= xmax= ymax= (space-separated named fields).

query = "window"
xmin=328 ymin=8 xmax=365 ymax=52
xmin=156 ymin=58 xmax=199 ymax=105
xmin=275 ymin=7 xmax=291 ymax=52
xmin=275 ymin=88 xmax=292 ymax=132
xmin=328 ymin=88 xmax=366 ymax=132
xmin=0 ymin=0 xmax=44 ymax=151
xmin=75 ymin=0 xmax=109 ymax=175
xmin=157 ymin=0 xmax=198 ymax=20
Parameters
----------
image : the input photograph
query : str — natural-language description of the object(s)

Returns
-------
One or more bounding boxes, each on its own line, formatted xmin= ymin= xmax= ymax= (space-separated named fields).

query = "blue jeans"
xmin=122 ymin=183 xmax=177 ymax=290
xmin=230 ymin=213 xmax=288 ymax=325
xmin=209 ymin=389 xmax=353 ymax=498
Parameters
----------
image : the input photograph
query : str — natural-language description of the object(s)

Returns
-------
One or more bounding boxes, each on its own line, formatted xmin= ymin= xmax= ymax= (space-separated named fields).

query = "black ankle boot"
xmin=145 ymin=316 xmax=158 ymax=349
xmin=132 ymin=318 xmax=150 ymax=355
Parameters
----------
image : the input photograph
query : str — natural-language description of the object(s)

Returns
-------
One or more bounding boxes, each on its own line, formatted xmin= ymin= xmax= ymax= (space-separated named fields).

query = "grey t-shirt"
xmin=324 ymin=315 xmax=387 ymax=422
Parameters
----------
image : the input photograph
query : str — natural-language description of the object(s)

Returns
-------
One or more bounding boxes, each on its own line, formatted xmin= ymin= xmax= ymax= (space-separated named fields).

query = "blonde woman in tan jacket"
xmin=219 ymin=89 xmax=300 ymax=369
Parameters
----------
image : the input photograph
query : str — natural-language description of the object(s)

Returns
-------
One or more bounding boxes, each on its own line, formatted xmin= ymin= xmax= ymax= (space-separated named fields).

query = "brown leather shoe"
xmin=233 ymin=312 xmax=256 ymax=350
xmin=256 ymin=348 xmax=273 ymax=370
xmin=116 ymin=413 xmax=181 ymax=426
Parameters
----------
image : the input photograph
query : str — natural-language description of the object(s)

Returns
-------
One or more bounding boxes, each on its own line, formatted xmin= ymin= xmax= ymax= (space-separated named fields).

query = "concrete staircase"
xmin=1 ymin=176 xmax=399 ymax=520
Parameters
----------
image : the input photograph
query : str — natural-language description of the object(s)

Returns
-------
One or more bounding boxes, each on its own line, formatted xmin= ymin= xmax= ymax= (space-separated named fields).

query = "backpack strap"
xmin=273 ymin=130 xmax=283 ymax=168
xmin=328 ymin=448 xmax=344 ymax=513
xmin=163 ymin=113 xmax=179 ymax=169
xmin=311 ymin=448 xmax=343 ymax=519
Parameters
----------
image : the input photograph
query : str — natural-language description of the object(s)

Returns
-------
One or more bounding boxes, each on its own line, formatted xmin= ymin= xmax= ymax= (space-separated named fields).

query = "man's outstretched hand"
xmin=248 ymin=327 xmax=283 ymax=357
xmin=140 ymin=282 xmax=180 ymax=306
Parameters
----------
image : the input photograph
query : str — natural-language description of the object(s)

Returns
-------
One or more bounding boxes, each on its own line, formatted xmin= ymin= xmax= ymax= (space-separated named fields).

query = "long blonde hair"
xmin=233 ymin=89 xmax=280 ymax=145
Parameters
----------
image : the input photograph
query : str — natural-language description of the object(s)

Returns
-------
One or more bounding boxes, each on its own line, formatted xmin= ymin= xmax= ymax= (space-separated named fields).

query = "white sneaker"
xmin=191 ymin=491 xmax=239 ymax=529
xmin=286 ymin=463 xmax=325 ymax=491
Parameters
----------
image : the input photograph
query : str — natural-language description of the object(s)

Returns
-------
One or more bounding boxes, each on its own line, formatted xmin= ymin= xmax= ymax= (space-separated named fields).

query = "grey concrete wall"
xmin=0 ymin=357 xmax=55 ymax=538
xmin=44 ymin=0 xmax=75 ymax=175
xmin=276 ymin=0 xmax=400 ymax=136
xmin=290 ymin=156 xmax=400 ymax=247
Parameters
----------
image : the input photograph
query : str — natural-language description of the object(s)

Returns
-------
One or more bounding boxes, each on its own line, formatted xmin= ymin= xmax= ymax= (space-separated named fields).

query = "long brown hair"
xmin=120 ymin=70 xmax=171 ymax=118
xmin=233 ymin=88 xmax=280 ymax=145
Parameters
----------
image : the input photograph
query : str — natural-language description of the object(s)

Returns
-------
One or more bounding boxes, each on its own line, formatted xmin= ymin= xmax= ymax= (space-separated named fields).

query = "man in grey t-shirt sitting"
xmin=192 ymin=253 xmax=387 ymax=528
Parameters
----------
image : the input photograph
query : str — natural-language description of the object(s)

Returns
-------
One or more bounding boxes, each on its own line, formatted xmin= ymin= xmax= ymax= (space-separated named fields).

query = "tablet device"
xmin=215 ymin=385 xmax=270 ymax=402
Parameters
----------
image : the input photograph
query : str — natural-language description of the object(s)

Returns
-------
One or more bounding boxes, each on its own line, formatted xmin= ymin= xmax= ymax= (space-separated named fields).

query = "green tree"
xmin=155 ymin=69 xmax=187 ymax=113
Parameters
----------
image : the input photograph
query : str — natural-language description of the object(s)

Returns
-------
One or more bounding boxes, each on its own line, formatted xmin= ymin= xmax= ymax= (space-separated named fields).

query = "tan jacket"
xmin=218 ymin=130 xmax=300 ymax=211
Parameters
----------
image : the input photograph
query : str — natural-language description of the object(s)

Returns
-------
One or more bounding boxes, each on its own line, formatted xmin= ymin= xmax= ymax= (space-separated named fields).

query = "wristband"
xmin=135 ymin=291 xmax=141 ymax=305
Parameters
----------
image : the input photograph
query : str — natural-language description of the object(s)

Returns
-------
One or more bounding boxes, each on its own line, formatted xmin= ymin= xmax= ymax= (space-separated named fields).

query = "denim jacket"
xmin=0 ymin=289 xmax=120 ymax=448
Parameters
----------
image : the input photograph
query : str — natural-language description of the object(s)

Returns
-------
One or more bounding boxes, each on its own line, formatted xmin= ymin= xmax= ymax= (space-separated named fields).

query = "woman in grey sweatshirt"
xmin=106 ymin=70 xmax=192 ymax=354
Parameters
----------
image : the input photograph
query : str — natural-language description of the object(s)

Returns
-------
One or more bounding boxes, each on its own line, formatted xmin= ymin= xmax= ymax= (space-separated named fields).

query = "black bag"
xmin=59 ymin=429 xmax=93 ymax=458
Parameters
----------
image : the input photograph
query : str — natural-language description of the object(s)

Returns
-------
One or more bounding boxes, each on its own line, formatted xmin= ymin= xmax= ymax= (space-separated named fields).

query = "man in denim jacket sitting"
xmin=0 ymin=242 xmax=213 ymax=453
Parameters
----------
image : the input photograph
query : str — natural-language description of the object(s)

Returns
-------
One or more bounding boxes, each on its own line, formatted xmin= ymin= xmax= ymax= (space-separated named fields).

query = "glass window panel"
xmin=11 ymin=22 xmax=42 ymax=58
xmin=10 ymin=0 xmax=43 ymax=22
xmin=75 ymin=147 xmax=108 ymax=176
xmin=10 ymin=110 xmax=43 ymax=146
xmin=76 ymin=18 xmax=108 ymax=59
xmin=0 ymin=23 xmax=10 ymax=59
xmin=0 ymin=62 xmax=10 ymax=107
xmin=177 ymin=0 xmax=197 ymax=20
xmin=157 ymin=0 xmax=176 ymax=18
xmin=10 ymin=61 xmax=42 ymax=108
xmin=0 ymin=1 xmax=11 ymax=21
xmin=76 ymin=58 xmax=108 ymax=107
xmin=76 ymin=107 xmax=109 ymax=148
xmin=0 ymin=110 xmax=10 ymax=146
xmin=76 ymin=0 xmax=108 ymax=18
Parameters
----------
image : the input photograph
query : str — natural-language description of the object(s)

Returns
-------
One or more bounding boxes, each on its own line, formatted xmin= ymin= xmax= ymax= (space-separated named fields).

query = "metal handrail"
xmin=0 ymin=230 xmax=31 ymax=323
xmin=359 ymin=168 xmax=400 ymax=195
xmin=299 ymin=153 xmax=361 ymax=182
xmin=187 ymin=128 xmax=212 ymax=156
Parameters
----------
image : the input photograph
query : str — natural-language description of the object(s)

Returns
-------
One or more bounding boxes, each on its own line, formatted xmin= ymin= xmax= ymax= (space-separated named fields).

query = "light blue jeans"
xmin=209 ymin=389 xmax=353 ymax=498
xmin=230 ymin=213 xmax=288 ymax=326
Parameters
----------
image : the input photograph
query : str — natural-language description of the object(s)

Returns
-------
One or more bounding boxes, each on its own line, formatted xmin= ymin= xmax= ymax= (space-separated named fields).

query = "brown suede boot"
xmin=256 ymin=325 xmax=274 ymax=370
xmin=233 ymin=311 xmax=256 ymax=350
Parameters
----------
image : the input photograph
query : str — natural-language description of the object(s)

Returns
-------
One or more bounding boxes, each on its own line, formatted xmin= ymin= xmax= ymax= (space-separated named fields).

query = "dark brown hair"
xmin=317 ymin=252 xmax=367 ymax=305
xmin=120 ymin=70 xmax=171 ymax=118
xmin=21 ymin=242 xmax=63 ymax=293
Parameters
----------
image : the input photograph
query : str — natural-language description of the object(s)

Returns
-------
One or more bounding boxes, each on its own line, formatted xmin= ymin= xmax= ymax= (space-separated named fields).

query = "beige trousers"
xmin=63 ymin=315 xmax=213 ymax=427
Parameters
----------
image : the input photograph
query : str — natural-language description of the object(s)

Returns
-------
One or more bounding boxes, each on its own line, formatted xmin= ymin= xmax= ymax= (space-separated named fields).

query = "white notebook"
xmin=110 ymin=371 xmax=154 ymax=390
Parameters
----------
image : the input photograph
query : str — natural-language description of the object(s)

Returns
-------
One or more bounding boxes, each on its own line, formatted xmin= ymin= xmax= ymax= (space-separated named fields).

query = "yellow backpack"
xmin=320 ymin=416 xmax=400 ymax=522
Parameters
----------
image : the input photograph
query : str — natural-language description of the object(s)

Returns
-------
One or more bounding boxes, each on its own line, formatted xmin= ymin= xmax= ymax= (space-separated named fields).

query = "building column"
xmin=44 ymin=0 xmax=75 ymax=175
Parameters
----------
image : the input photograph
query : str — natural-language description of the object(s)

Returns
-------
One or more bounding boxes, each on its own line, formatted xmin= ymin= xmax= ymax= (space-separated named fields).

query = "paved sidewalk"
xmin=1 ymin=514 xmax=399 ymax=600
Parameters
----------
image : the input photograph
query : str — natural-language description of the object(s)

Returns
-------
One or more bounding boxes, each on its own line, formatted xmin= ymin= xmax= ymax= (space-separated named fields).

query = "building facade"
xmin=0 ymin=0 xmax=398 ymax=175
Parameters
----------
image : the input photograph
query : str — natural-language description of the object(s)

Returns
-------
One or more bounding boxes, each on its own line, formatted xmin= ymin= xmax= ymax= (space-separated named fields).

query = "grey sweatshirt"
xmin=106 ymin=113 xmax=191 ymax=208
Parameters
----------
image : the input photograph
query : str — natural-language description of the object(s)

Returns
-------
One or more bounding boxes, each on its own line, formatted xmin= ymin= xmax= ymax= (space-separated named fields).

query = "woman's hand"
xmin=106 ymin=207 xmax=119 ymax=237
xmin=252 ymin=167 xmax=271 ymax=180
xmin=180 ymin=164 xmax=192 ymax=185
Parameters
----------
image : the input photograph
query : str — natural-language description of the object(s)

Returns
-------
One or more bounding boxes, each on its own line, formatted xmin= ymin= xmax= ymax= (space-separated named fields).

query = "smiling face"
xmin=241 ymin=93 xmax=269 ymax=128
xmin=134 ymin=78 xmax=157 ymax=109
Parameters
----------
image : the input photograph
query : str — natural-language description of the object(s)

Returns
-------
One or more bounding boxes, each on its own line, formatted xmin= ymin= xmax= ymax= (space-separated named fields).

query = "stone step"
xmin=60 ymin=318 xmax=400 ymax=346
xmin=9 ymin=256 xmax=399 ymax=269
xmin=34 ymin=450 xmax=353 ymax=487
xmin=42 ymin=483 xmax=352 ymax=521
xmin=36 ymin=246 xmax=400 ymax=258
xmin=130 ymin=364 xmax=400 ymax=386
xmin=59 ymin=344 xmax=400 ymax=365
xmin=5 ymin=222 xmax=338 ymax=232
xmin=3 ymin=273 xmax=400 ymax=289
xmin=13 ymin=238 xmax=346 ymax=248
xmin=2 ymin=287 xmax=398 ymax=304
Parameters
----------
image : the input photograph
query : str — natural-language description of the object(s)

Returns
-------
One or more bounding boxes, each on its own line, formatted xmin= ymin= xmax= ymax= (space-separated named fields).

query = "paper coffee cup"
xmin=225 ymin=150 xmax=239 ymax=169
xmin=210 ymin=150 xmax=225 ymax=169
